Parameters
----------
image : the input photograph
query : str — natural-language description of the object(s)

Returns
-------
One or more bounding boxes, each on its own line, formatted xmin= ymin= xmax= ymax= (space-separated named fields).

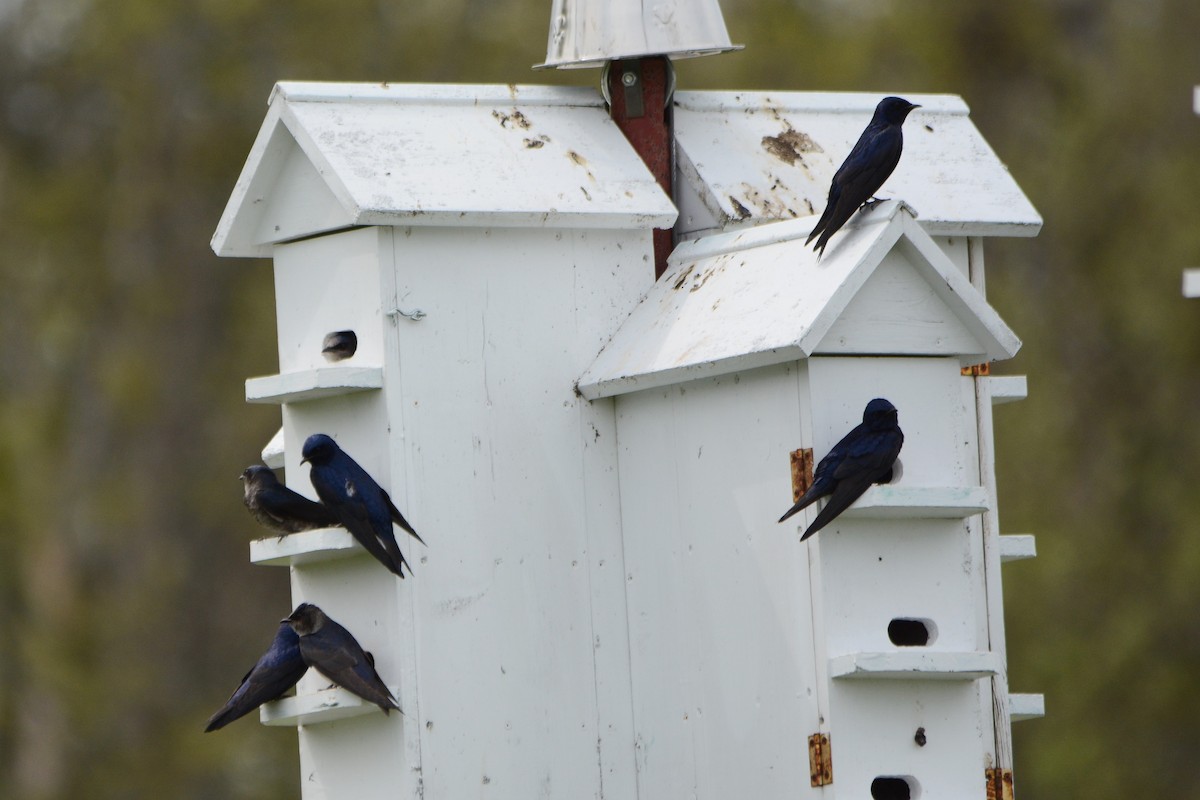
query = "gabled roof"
xmin=673 ymin=91 xmax=1042 ymax=239
xmin=577 ymin=201 xmax=1021 ymax=400
xmin=212 ymin=82 xmax=678 ymax=258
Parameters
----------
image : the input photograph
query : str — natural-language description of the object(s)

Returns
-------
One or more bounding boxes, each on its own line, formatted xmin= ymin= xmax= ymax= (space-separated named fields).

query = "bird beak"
xmin=300 ymin=457 xmax=310 ymax=465
xmin=280 ymin=617 xmax=293 ymax=624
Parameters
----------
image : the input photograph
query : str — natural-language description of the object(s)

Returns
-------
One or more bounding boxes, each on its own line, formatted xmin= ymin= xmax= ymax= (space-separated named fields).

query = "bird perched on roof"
xmin=301 ymin=433 xmax=424 ymax=578
xmin=241 ymin=465 xmax=340 ymax=535
xmin=806 ymin=96 xmax=920 ymax=257
xmin=204 ymin=621 xmax=307 ymax=732
xmin=778 ymin=398 xmax=904 ymax=540
xmin=283 ymin=603 xmax=400 ymax=714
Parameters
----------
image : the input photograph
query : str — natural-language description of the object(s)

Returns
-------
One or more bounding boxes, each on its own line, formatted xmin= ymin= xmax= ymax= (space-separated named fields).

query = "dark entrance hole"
xmin=871 ymin=776 xmax=915 ymax=800
xmin=887 ymin=618 xmax=934 ymax=647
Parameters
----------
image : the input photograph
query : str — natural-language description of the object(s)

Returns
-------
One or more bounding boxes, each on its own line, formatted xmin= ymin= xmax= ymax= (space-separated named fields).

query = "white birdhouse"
xmin=213 ymin=77 xmax=1041 ymax=799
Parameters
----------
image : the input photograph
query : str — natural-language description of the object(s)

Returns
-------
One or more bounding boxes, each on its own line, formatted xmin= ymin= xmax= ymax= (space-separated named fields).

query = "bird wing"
xmin=800 ymin=428 xmax=903 ymax=541
xmin=356 ymin=483 xmax=413 ymax=577
xmin=261 ymin=484 xmax=340 ymax=529
xmin=205 ymin=629 xmax=306 ymax=732
xmin=313 ymin=465 xmax=407 ymax=577
xmin=303 ymin=628 xmax=399 ymax=713
xmin=300 ymin=631 xmax=359 ymax=674
xmin=778 ymin=422 xmax=864 ymax=523
xmin=799 ymin=470 xmax=876 ymax=541
xmin=833 ymin=427 xmax=903 ymax=482
xmin=805 ymin=179 xmax=842 ymax=246
xmin=808 ymin=125 xmax=904 ymax=254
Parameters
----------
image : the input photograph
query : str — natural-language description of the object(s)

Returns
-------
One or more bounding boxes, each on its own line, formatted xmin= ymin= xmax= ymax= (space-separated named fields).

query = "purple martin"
xmin=322 ymin=330 xmax=358 ymax=362
xmin=806 ymin=97 xmax=919 ymax=257
xmin=241 ymin=465 xmax=340 ymax=535
xmin=301 ymin=433 xmax=424 ymax=578
xmin=778 ymin=398 xmax=904 ymax=540
xmin=204 ymin=622 xmax=307 ymax=732
xmin=284 ymin=603 xmax=400 ymax=714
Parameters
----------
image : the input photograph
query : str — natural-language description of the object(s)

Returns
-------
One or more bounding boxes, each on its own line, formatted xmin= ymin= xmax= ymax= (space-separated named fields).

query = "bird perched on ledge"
xmin=302 ymin=433 xmax=425 ymax=578
xmin=778 ymin=398 xmax=904 ymax=540
xmin=284 ymin=603 xmax=400 ymax=714
xmin=807 ymin=96 xmax=919 ymax=257
xmin=241 ymin=464 xmax=340 ymax=535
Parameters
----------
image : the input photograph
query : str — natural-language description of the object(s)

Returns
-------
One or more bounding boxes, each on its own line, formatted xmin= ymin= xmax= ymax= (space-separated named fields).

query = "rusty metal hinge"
xmin=790 ymin=448 xmax=814 ymax=502
xmin=961 ymin=362 xmax=992 ymax=376
xmin=808 ymin=732 xmax=832 ymax=787
xmin=985 ymin=768 xmax=1014 ymax=800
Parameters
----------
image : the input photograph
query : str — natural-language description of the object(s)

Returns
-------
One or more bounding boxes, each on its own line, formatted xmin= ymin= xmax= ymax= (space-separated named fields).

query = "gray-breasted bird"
xmin=301 ymin=433 xmax=424 ymax=578
xmin=284 ymin=603 xmax=400 ymax=714
xmin=204 ymin=622 xmax=307 ymax=732
xmin=321 ymin=330 xmax=358 ymax=362
xmin=242 ymin=465 xmax=340 ymax=535
xmin=778 ymin=398 xmax=904 ymax=540
xmin=807 ymin=97 xmax=919 ymax=257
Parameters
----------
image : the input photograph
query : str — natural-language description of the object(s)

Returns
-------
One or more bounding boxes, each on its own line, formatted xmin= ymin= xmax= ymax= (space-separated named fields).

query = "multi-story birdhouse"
xmin=211 ymin=6 xmax=1041 ymax=800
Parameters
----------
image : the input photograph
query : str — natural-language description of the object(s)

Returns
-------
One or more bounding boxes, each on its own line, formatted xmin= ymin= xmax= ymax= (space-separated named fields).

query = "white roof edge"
xmin=673 ymin=90 xmax=970 ymax=115
xmin=269 ymin=81 xmax=606 ymax=108
xmin=923 ymin=219 xmax=1043 ymax=238
xmin=211 ymin=102 xmax=287 ymax=258
xmin=672 ymin=200 xmax=915 ymax=262
xmin=579 ymin=346 xmax=803 ymax=401
xmin=355 ymin=209 xmax=678 ymax=229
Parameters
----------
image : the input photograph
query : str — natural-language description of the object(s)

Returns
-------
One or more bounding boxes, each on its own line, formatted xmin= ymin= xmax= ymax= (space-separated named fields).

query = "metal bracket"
xmin=620 ymin=60 xmax=644 ymax=118
xmin=961 ymin=362 xmax=992 ymax=376
xmin=386 ymin=307 xmax=426 ymax=322
xmin=985 ymin=768 xmax=1014 ymax=800
xmin=790 ymin=448 xmax=815 ymax=502
xmin=600 ymin=58 xmax=676 ymax=112
xmin=808 ymin=733 xmax=833 ymax=787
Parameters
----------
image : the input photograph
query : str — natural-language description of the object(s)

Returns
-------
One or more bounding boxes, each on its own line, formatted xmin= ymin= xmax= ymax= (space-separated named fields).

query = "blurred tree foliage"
xmin=0 ymin=0 xmax=1196 ymax=797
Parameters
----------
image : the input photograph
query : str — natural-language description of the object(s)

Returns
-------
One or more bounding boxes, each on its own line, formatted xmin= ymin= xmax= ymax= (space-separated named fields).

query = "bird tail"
xmin=778 ymin=488 xmax=821 ymax=524
xmin=203 ymin=708 xmax=235 ymax=733
xmin=383 ymin=490 xmax=425 ymax=546
xmin=798 ymin=479 xmax=871 ymax=541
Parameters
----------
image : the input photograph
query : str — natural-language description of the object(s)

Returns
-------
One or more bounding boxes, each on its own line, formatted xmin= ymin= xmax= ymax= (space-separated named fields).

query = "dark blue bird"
xmin=778 ymin=398 xmax=904 ymax=541
xmin=284 ymin=603 xmax=400 ymax=714
xmin=806 ymin=97 xmax=920 ymax=257
xmin=204 ymin=622 xmax=307 ymax=732
xmin=241 ymin=464 xmax=340 ymax=535
xmin=301 ymin=433 xmax=424 ymax=578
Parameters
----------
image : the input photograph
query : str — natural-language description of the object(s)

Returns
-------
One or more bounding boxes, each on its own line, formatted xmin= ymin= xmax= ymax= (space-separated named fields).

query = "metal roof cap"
xmin=536 ymin=0 xmax=741 ymax=69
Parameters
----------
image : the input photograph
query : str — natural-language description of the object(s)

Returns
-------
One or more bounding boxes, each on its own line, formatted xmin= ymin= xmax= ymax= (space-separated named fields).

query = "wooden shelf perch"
xmin=245 ymin=366 xmax=383 ymax=404
xmin=829 ymin=650 xmax=1001 ymax=681
xmin=259 ymin=686 xmax=396 ymax=727
xmin=250 ymin=528 xmax=362 ymax=567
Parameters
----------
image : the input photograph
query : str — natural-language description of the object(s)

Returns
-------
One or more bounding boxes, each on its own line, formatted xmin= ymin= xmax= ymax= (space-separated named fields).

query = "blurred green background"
xmin=1 ymin=0 xmax=1198 ymax=797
